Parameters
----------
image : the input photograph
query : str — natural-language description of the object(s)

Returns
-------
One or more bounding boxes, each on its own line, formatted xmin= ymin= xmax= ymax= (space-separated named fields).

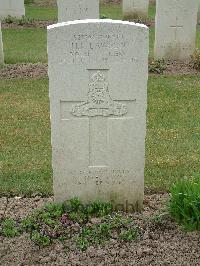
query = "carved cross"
xmin=60 ymin=71 xmax=136 ymax=168
xmin=170 ymin=17 xmax=183 ymax=41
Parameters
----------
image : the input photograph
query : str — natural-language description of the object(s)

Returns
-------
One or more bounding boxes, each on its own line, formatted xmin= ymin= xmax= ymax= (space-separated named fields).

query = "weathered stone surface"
xmin=154 ymin=0 xmax=198 ymax=60
xmin=123 ymin=0 xmax=149 ymax=19
xmin=0 ymin=0 xmax=25 ymax=19
xmin=57 ymin=0 xmax=99 ymax=23
xmin=0 ymin=23 xmax=4 ymax=64
xmin=48 ymin=19 xmax=148 ymax=211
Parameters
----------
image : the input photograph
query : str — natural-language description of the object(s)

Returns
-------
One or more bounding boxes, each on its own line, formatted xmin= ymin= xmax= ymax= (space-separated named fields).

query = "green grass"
xmin=146 ymin=76 xmax=200 ymax=191
xmin=2 ymin=29 xmax=47 ymax=64
xmin=148 ymin=3 xmax=156 ymax=20
xmin=0 ymin=79 xmax=52 ymax=196
xmin=25 ymin=6 xmax=57 ymax=21
xmin=100 ymin=4 xmax=122 ymax=20
xmin=0 ymin=76 xmax=200 ymax=196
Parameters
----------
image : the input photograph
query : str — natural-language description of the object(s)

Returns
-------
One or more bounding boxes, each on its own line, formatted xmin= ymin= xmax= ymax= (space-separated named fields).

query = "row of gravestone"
xmin=0 ymin=0 xmax=199 ymax=64
xmin=0 ymin=0 xmax=200 ymax=22
xmin=0 ymin=1 xmax=199 ymax=210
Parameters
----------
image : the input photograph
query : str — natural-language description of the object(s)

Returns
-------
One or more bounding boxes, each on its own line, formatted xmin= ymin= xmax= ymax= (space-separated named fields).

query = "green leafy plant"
xmin=17 ymin=16 xmax=34 ymax=26
xmin=4 ymin=16 xmax=15 ymax=24
xmin=24 ymin=0 xmax=34 ymax=4
xmin=119 ymin=228 xmax=138 ymax=241
xmin=147 ymin=212 xmax=168 ymax=224
xmin=190 ymin=49 xmax=200 ymax=70
xmin=0 ymin=199 xmax=139 ymax=250
xmin=77 ymin=214 xmax=138 ymax=250
xmin=149 ymin=59 xmax=166 ymax=74
xmin=3 ymin=15 xmax=34 ymax=25
xmin=31 ymin=230 xmax=51 ymax=246
xmin=0 ymin=218 xmax=21 ymax=237
xmin=100 ymin=14 xmax=109 ymax=19
xmin=86 ymin=200 xmax=113 ymax=217
xmin=169 ymin=177 xmax=200 ymax=231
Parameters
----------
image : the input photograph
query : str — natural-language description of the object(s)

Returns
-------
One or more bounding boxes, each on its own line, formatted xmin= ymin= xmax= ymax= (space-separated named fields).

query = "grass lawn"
xmin=0 ymin=79 xmax=52 ymax=196
xmin=0 ymin=76 xmax=200 ymax=196
xmin=3 ymin=29 xmax=47 ymax=64
xmin=25 ymin=6 xmax=57 ymax=21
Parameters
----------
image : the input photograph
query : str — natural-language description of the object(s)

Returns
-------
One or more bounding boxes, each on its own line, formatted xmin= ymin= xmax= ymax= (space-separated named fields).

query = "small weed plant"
xmin=149 ymin=59 xmax=166 ymax=74
xmin=100 ymin=14 xmax=109 ymax=19
xmin=3 ymin=16 xmax=34 ymax=25
xmin=0 ymin=198 xmax=138 ymax=250
xmin=0 ymin=218 xmax=21 ymax=237
xmin=169 ymin=177 xmax=200 ymax=231
xmin=190 ymin=49 xmax=200 ymax=70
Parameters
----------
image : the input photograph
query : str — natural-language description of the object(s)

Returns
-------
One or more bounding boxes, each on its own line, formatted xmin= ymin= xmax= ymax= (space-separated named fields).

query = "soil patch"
xmin=0 ymin=63 xmax=48 ymax=79
xmin=30 ymin=0 xmax=57 ymax=7
xmin=2 ymin=19 xmax=154 ymax=29
xmin=0 ymin=194 xmax=200 ymax=265
xmin=164 ymin=61 xmax=199 ymax=75
xmin=30 ymin=0 xmax=121 ymax=7
xmin=0 ymin=62 xmax=199 ymax=80
xmin=2 ymin=20 xmax=56 ymax=29
xmin=101 ymin=0 xmax=121 ymax=4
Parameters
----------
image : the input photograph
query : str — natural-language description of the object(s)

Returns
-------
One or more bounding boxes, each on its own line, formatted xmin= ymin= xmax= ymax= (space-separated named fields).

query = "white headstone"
xmin=57 ymin=0 xmax=99 ymax=23
xmin=0 ymin=0 xmax=25 ymax=20
xmin=0 ymin=23 xmax=4 ymax=64
xmin=154 ymin=0 xmax=198 ymax=60
xmin=123 ymin=0 xmax=149 ymax=19
xmin=48 ymin=19 xmax=148 ymax=211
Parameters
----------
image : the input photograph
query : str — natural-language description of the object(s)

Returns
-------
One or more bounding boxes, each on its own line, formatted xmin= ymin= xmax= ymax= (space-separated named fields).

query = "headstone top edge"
xmin=47 ymin=19 xmax=148 ymax=31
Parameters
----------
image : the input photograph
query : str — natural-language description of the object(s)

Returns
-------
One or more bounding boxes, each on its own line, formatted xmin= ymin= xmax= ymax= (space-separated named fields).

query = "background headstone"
xmin=123 ymin=0 xmax=149 ymax=20
xmin=154 ymin=0 xmax=198 ymax=60
xmin=48 ymin=19 xmax=149 ymax=211
xmin=57 ymin=0 xmax=99 ymax=22
xmin=0 ymin=22 xmax=4 ymax=64
xmin=198 ymin=0 xmax=200 ymax=24
xmin=0 ymin=0 xmax=25 ymax=20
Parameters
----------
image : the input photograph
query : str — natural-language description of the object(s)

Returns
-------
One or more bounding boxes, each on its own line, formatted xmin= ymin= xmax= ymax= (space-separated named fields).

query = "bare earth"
xmin=31 ymin=0 xmax=121 ymax=7
xmin=0 ymin=62 xmax=198 ymax=80
xmin=0 ymin=194 xmax=200 ymax=265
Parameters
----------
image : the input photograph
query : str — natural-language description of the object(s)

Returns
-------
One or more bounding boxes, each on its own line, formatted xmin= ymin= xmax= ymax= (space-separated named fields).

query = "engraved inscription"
xmin=71 ymin=71 xmax=127 ymax=117
xmin=57 ymin=169 xmax=133 ymax=187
